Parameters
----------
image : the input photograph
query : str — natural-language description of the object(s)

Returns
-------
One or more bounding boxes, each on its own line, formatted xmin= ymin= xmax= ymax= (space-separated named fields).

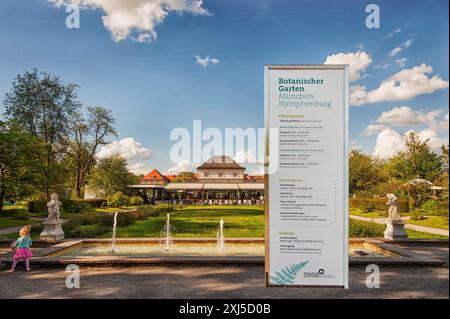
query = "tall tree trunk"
xmin=0 ymin=190 xmax=4 ymax=214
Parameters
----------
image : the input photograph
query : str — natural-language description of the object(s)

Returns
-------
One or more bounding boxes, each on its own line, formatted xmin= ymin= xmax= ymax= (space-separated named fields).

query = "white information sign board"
xmin=264 ymin=65 xmax=349 ymax=288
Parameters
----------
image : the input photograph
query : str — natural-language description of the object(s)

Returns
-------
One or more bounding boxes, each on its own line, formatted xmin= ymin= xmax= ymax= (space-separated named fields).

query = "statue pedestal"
xmin=40 ymin=220 xmax=64 ymax=242
xmin=384 ymin=218 xmax=408 ymax=241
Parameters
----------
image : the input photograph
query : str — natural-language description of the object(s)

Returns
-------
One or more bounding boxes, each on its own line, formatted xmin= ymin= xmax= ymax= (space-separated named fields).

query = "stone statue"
xmin=386 ymin=193 xmax=401 ymax=222
xmin=47 ymin=193 xmax=61 ymax=220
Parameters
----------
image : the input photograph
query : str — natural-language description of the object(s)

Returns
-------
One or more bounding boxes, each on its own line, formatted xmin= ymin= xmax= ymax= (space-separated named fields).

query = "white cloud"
xmin=389 ymin=47 xmax=402 ymax=57
xmin=386 ymin=28 xmax=403 ymax=38
xmin=350 ymin=64 xmax=449 ymax=106
xmin=364 ymin=106 xmax=448 ymax=137
xmin=389 ymin=38 xmax=413 ymax=56
xmin=234 ymin=150 xmax=253 ymax=163
xmin=246 ymin=163 xmax=264 ymax=176
xmin=49 ymin=0 xmax=210 ymax=43
xmin=372 ymin=126 xmax=449 ymax=159
xmin=373 ymin=63 xmax=391 ymax=70
xmin=436 ymin=113 xmax=449 ymax=131
xmin=195 ymin=55 xmax=219 ymax=67
xmin=402 ymin=39 xmax=413 ymax=49
xmin=416 ymin=129 xmax=449 ymax=152
xmin=350 ymin=139 xmax=364 ymax=150
xmin=165 ymin=160 xmax=195 ymax=174
xmin=127 ymin=162 xmax=152 ymax=175
xmin=324 ymin=50 xmax=372 ymax=81
xmin=373 ymin=128 xmax=405 ymax=159
xmin=349 ymin=84 xmax=369 ymax=106
xmin=96 ymin=137 xmax=154 ymax=174
xmin=387 ymin=28 xmax=403 ymax=38
xmin=395 ymin=57 xmax=407 ymax=67
xmin=375 ymin=106 xmax=444 ymax=127
xmin=361 ymin=124 xmax=387 ymax=136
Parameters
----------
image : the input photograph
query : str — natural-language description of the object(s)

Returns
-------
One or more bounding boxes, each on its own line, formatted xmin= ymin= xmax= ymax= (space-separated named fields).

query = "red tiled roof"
xmin=165 ymin=175 xmax=177 ymax=182
xmin=245 ymin=174 xmax=264 ymax=181
xmin=142 ymin=169 xmax=170 ymax=183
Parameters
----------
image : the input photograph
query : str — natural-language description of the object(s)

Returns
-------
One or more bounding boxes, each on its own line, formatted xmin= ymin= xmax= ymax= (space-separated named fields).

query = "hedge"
xmin=349 ymin=197 xmax=409 ymax=213
xmin=27 ymin=200 xmax=47 ymax=214
xmin=63 ymin=205 xmax=160 ymax=238
xmin=349 ymin=219 xmax=384 ymax=238
xmin=74 ymin=198 xmax=106 ymax=208
xmin=28 ymin=198 xmax=107 ymax=214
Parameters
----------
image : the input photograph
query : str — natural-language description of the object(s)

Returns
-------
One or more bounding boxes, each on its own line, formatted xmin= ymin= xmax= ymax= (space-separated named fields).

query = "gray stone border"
xmin=1 ymin=238 xmax=446 ymax=268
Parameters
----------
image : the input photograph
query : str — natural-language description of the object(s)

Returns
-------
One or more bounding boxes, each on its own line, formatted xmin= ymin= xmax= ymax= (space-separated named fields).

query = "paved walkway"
xmin=350 ymin=215 xmax=449 ymax=237
xmin=0 ymin=265 xmax=447 ymax=299
xmin=0 ymin=218 xmax=45 ymax=235
xmin=0 ymin=241 xmax=447 ymax=299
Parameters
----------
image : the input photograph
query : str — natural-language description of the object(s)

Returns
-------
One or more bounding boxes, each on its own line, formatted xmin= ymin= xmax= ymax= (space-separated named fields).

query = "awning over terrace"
xmin=163 ymin=183 xmax=264 ymax=191
xmin=203 ymin=183 xmax=239 ymax=190
xmin=164 ymin=183 xmax=204 ymax=190
xmin=238 ymin=183 xmax=265 ymax=191
xmin=129 ymin=184 xmax=165 ymax=189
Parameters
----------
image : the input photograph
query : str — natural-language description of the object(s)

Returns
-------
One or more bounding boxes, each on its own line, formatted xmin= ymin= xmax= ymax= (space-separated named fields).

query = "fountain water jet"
xmin=217 ymin=218 xmax=225 ymax=253
xmin=111 ymin=212 xmax=118 ymax=254
xmin=162 ymin=213 xmax=173 ymax=252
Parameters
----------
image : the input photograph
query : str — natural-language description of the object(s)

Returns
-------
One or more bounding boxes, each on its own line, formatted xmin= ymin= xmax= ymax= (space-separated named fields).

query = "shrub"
xmin=156 ymin=203 xmax=174 ymax=212
xmin=410 ymin=208 xmax=426 ymax=221
xmin=129 ymin=195 xmax=144 ymax=206
xmin=27 ymin=200 xmax=48 ymax=214
xmin=62 ymin=200 xmax=92 ymax=214
xmin=1 ymin=207 xmax=30 ymax=219
xmin=407 ymin=182 xmax=433 ymax=208
xmin=349 ymin=197 xmax=409 ymax=213
xmin=436 ymin=201 xmax=449 ymax=217
xmin=349 ymin=219 xmax=384 ymax=238
xmin=420 ymin=199 xmax=438 ymax=215
xmin=136 ymin=205 xmax=159 ymax=217
xmin=64 ymin=222 xmax=110 ymax=238
xmin=107 ymin=192 xmax=130 ymax=208
xmin=77 ymin=198 xmax=107 ymax=208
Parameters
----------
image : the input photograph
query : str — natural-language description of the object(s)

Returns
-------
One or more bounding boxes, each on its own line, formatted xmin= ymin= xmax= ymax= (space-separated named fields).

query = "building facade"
xmin=130 ymin=156 xmax=264 ymax=205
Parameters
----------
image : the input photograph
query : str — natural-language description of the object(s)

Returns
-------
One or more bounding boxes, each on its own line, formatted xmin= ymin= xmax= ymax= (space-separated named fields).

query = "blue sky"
xmin=0 ymin=0 xmax=448 ymax=175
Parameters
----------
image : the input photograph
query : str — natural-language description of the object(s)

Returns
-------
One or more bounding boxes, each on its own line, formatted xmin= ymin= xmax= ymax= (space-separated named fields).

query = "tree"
xmin=349 ymin=150 xmax=385 ymax=195
xmin=69 ymin=106 xmax=117 ymax=198
xmin=0 ymin=122 xmax=43 ymax=212
xmin=172 ymin=171 xmax=196 ymax=183
xmin=388 ymin=132 xmax=443 ymax=182
xmin=3 ymin=69 xmax=81 ymax=199
xmin=441 ymin=144 xmax=449 ymax=173
xmin=87 ymin=155 xmax=138 ymax=197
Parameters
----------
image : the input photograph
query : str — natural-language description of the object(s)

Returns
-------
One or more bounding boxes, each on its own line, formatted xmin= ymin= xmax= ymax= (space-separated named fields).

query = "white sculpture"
xmin=386 ymin=193 xmax=401 ymax=221
xmin=41 ymin=193 xmax=64 ymax=242
xmin=46 ymin=193 xmax=61 ymax=220
xmin=384 ymin=193 xmax=407 ymax=241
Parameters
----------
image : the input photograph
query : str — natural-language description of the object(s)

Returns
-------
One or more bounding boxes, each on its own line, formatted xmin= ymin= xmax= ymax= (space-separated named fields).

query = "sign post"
xmin=264 ymin=65 xmax=349 ymax=288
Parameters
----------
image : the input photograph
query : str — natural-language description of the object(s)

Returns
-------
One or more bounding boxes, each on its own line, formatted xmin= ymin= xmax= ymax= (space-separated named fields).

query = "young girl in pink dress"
xmin=9 ymin=225 xmax=33 ymax=272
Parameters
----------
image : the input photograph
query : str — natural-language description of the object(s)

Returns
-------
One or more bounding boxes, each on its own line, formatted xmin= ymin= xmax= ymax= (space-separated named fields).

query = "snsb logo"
xmin=303 ymin=268 xmax=335 ymax=279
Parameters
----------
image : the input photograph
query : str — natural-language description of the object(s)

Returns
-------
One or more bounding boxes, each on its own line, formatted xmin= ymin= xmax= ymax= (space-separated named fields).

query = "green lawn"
xmin=349 ymin=208 xmax=387 ymax=219
xmin=113 ymin=205 xmax=265 ymax=238
xmin=0 ymin=217 xmax=38 ymax=230
xmin=0 ymin=232 xmax=40 ymax=240
xmin=94 ymin=206 xmax=137 ymax=213
xmin=406 ymin=216 xmax=449 ymax=230
xmin=349 ymin=218 xmax=448 ymax=239
xmin=405 ymin=229 xmax=448 ymax=239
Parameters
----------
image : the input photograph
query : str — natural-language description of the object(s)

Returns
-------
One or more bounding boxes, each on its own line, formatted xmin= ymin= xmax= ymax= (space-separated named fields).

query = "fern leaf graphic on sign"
xmin=270 ymin=261 xmax=309 ymax=285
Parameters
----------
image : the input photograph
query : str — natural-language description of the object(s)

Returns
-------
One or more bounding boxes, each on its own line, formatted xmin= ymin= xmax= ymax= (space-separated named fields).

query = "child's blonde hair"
xmin=19 ymin=225 xmax=31 ymax=237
